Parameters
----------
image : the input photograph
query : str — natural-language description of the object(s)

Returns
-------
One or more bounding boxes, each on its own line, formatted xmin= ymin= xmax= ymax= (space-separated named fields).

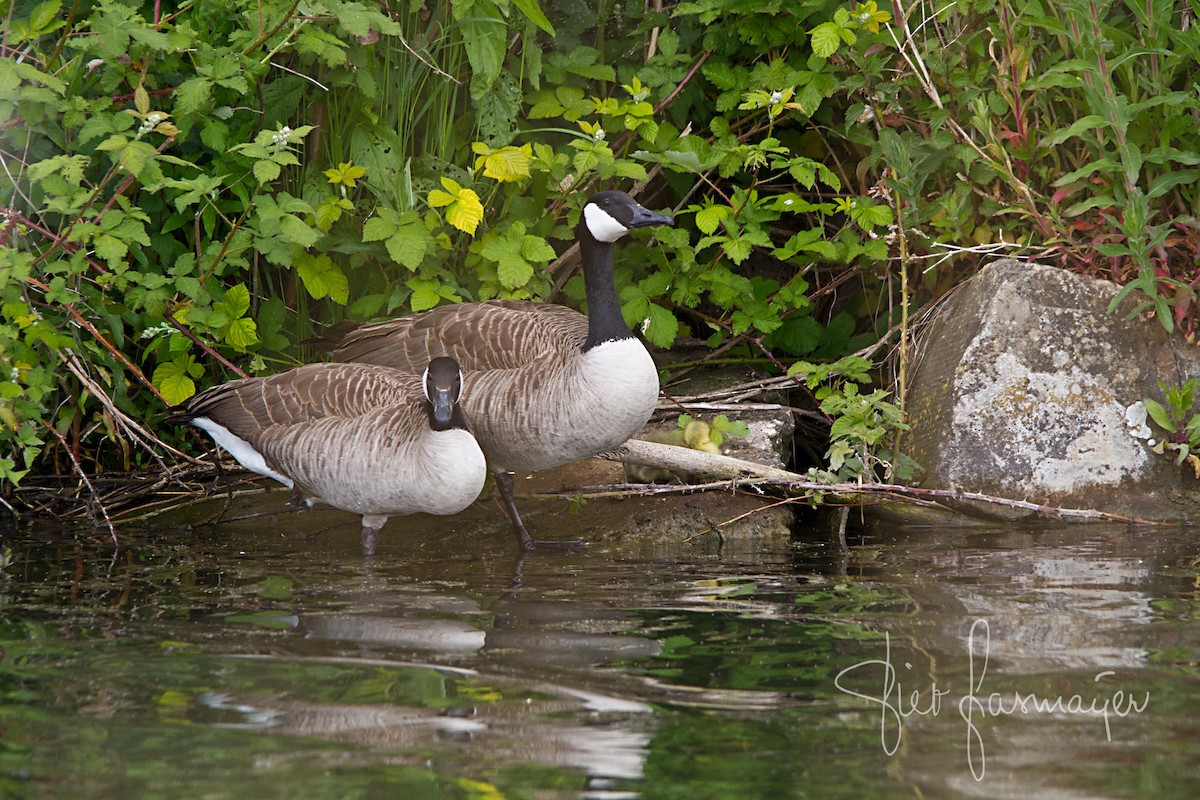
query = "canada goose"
xmin=167 ymin=357 xmax=487 ymax=555
xmin=324 ymin=190 xmax=675 ymax=550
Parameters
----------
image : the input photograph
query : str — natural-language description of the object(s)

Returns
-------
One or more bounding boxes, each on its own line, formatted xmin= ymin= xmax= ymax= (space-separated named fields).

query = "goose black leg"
xmin=494 ymin=471 xmax=586 ymax=553
xmin=360 ymin=515 xmax=386 ymax=557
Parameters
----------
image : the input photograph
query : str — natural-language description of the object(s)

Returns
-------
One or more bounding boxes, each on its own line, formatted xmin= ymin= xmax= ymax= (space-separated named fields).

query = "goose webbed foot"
xmin=514 ymin=524 xmax=587 ymax=554
xmin=495 ymin=471 xmax=588 ymax=554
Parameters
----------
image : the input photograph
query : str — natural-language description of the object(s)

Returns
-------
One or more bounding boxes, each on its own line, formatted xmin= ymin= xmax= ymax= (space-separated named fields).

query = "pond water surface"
xmin=2 ymin=496 xmax=1200 ymax=799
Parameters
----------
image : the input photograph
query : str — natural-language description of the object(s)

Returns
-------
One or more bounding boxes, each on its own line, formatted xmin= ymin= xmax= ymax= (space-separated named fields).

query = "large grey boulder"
xmin=904 ymin=259 xmax=1200 ymax=521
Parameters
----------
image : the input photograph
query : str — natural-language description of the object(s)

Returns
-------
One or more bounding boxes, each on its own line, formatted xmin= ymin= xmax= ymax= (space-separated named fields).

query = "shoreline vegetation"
xmin=4 ymin=1 xmax=1199 ymax=532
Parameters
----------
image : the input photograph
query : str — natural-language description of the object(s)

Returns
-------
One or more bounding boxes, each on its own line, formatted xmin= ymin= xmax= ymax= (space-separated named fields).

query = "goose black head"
xmin=579 ymin=190 xmax=674 ymax=244
xmin=422 ymin=356 xmax=467 ymax=430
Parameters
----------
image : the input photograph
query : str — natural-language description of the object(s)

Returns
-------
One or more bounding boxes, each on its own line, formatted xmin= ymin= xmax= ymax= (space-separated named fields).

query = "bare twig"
xmin=42 ymin=420 xmax=118 ymax=543
xmin=588 ymin=437 xmax=1167 ymax=524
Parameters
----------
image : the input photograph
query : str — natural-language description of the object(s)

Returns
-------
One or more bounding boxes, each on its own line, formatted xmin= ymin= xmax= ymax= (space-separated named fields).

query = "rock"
xmin=903 ymin=258 xmax=1200 ymax=521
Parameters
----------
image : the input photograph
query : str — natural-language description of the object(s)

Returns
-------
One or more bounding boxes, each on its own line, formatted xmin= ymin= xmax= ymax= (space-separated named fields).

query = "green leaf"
xmin=695 ymin=204 xmax=728 ymax=235
xmin=722 ymin=238 xmax=752 ymax=264
xmin=154 ymin=356 xmax=201 ymax=405
xmin=255 ymin=298 xmax=290 ymax=351
xmin=30 ymin=0 xmax=62 ymax=33
xmin=407 ymin=278 xmax=459 ymax=312
xmin=1144 ymin=398 xmax=1175 ymax=433
xmin=174 ymin=76 xmax=213 ymax=117
xmin=455 ymin=0 xmax=506 ymax=88
xmin=93 ymin=234 xmax=128 ymax=268
xmin=1148 ymin=170 xmax=1200 ymax=199
xmin=384 ymin=214 xmax=431 ymax=271
xmin=276 ymin=213 xmax=320 ymax=249
xmin=809 ymin=22 xmax=842 ymax=58
xmin=512 ymin=0 xmax=555 ymax=35
xmin=253 ymin=159 xmax=281 ymax=184
xmin=480 ymin=223 xmax=551 ymax=289
xmin=224 ymin=317 xmax=259 ymax=350
xmin=295 ymin=253 xmax=349 ymax=304
xmin=362 ymin=215 xmax=395 ymax=243
xmin=1040 ymin=114 xmax=1109 ymax=148
xmin=641 ymin=303 xmax=678 ymax=349
xmin=223 ymin=283 xmax=251 ymax=318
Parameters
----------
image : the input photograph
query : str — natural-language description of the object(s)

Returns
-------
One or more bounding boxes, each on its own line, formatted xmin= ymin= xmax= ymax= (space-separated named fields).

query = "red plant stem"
xmin=164 ymin=309 xmax=250 ymax=379
xmin=11 ymin=210 xmax=110 ymax=274
xmin=998 ymin=3 xmax=1029 ymax=148
xmin=23 ymin=276 xmax=167 ymax=404
xmin=653 ymin=50 xmax=710 ymax=116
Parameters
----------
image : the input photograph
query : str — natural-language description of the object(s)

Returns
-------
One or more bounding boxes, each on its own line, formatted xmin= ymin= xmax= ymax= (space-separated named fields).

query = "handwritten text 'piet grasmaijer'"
xmin=834 ymin=619 xmax=1150 ymax=781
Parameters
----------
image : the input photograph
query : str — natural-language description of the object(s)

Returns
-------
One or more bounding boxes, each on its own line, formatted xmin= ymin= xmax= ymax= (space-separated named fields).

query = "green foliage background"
xmin=2 ymin=0 xmax=1199 ymax=500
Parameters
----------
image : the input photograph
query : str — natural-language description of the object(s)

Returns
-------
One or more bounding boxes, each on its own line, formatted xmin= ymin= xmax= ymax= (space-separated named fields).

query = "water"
xmin=2 ymin=494 xmax=1199 ymax=799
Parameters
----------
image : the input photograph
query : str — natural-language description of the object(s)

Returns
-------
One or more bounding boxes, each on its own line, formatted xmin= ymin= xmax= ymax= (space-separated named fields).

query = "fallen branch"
xmin=595 ymin=438 xmax=1167 ymax=524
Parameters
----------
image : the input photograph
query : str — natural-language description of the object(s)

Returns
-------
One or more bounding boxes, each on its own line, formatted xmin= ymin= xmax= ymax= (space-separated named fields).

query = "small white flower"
xmin=9 ymin=367 xmax=18 ymax=382
xmin=769 ymin=90 xmax=783 ymax=104
xmin=139 ymin=323 xmax=176 ymax=340
xmin=784 ymin=198 xmax=794 ymax=206
xmin=593 ymin=127 xmax=606 ymax=142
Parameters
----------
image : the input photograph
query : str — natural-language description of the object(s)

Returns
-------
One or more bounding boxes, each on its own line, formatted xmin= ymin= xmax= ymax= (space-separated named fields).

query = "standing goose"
xmin=325 ymin=190 xmax=674 ymax=550
xmin=167 ymin=357 xmax=487 ymax=556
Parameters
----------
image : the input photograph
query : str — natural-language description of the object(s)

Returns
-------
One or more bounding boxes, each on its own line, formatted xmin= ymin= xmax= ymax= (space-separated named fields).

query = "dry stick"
xmin=41 ymin=421 xmax=118 ymax=544
xmin=685 ymin=494 xmax=804 ymax=542
xmin=58 ymin=349 xmax=186 ymax=465
xmin=24 ymin=276 xmax=166 ymax=403
xmin=595 ymin=439 xmax=1165 ymax=524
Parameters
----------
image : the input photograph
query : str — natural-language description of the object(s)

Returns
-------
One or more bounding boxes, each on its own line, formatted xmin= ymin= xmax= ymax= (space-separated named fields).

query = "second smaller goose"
xmin=166 ymin=357 xmax=487 ymax=555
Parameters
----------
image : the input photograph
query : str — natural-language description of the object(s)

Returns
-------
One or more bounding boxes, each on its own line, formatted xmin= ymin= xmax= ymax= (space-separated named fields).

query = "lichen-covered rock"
xmin=905 ymin=259 xmax=1200 ymax=521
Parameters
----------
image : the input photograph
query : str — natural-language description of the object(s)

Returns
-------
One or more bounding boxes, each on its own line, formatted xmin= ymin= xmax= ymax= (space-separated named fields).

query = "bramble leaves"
xmin=428 ymin=178 xmax=484 ymax=235
xmin=296 ymin=253 xmax=349 ymax=305
xmin=153 ymin=354 xmax=204 ymax=406
xmin=363 ymin=208 xmax=431 ymax=270
xmin=479 ymin=222 xmax=555 ymax=290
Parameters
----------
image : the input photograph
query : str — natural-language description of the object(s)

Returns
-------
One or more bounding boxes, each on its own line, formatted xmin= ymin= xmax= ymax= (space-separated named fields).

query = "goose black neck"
xmin=579 ymin=234 xmax=634 ymax=352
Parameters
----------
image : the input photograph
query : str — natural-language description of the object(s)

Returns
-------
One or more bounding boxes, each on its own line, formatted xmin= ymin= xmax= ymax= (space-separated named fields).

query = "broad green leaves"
xmin=363 ymin=209 xmax=432 ymax=270
xmin=428 ymin=178 xmax=484 ymax=236
xmin=153 ymin=353 xmax=204 ymax=406
xmin=479 ymin=222 xmax=555 ymax=290
xmin=295 ymin=253 xmax=349 ymax=305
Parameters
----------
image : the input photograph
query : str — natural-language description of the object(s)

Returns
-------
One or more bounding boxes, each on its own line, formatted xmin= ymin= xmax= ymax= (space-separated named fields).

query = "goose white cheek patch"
xmin=584 ymin=203 xmax=629 ymax=243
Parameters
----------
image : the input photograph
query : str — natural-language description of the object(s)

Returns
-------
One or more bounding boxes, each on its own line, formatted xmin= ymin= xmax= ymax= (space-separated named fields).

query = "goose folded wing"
xmin=178 ymin=363 xmax=423 ymax=438
xmin=330 ymin=300 xmax=588 ymax=372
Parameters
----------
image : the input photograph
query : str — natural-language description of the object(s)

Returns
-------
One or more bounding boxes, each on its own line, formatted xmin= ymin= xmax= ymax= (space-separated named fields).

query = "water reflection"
xmin=2 ymin=513 xmax=1200 ymax=799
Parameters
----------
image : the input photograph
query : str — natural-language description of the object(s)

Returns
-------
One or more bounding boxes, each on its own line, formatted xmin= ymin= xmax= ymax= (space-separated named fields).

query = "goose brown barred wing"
xmin=329 ymin=300 xmax=588 ymax=372
xmin=173 ymin=363 xmax=425 ymax=439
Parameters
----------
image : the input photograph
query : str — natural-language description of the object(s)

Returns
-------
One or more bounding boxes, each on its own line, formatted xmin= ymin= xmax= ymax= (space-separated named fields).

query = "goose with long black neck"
xmin=325 ymin=189 xmax=675 ymax=551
